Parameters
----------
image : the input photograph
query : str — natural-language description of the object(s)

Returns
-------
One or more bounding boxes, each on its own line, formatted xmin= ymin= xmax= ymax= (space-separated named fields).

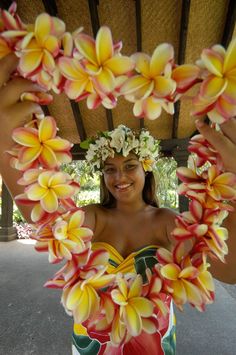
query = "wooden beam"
xmin=70 ymin=101 xmax=87 ymax=141
xmin=221 ymin=0 xmax=236 ymax=47
xmin=88 ymin=0 xmax=100 ymax=36
xmin=0 ymin=182 xmax=17 ymax=241
xmin=41 ymin=0 xmax=58 ymax=16
xmin=134 ymin=0 xmax=144 ymax=129
xmin=88 ymin=0 xmax=114 ymax=131
xmin=0 ymin=0 xmax=12 ymax=9
xmin=42 ymin=105 xmax=51 ymax=116
xmin=172 ymin=0 xmax=191 ymax=139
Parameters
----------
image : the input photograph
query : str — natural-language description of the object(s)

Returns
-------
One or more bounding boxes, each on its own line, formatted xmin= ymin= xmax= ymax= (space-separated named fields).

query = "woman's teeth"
xmin=116 ymin=184 xmax=132 ymax=190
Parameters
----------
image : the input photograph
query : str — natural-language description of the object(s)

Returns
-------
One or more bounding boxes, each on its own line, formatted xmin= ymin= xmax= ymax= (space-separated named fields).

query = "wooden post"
xmin=172 ymin=142 xmax=190 ymax=213
xmin=0 ymin=182 xmax=17 ymax=241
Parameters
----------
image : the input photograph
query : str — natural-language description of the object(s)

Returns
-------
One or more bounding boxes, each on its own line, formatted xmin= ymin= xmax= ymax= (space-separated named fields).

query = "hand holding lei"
xmin=0 ymin=2 xmax=236 ymax=346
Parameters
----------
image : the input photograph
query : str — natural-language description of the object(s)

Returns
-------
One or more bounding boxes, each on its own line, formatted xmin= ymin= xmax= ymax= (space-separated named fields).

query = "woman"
xmin=0 ymin=53 xmax=236 ymax=354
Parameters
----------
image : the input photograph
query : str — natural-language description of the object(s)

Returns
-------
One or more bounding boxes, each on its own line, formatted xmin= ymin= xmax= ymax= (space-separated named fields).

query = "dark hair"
xmin=100 ymin=171 xmax=159 ymax=208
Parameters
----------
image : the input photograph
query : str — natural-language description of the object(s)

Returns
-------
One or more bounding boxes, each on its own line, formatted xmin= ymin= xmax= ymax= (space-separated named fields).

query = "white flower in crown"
xmin=110 ymin=126 xmax=126 ymax=153
xmin=82 ymin=124 xmax=160 ymax=174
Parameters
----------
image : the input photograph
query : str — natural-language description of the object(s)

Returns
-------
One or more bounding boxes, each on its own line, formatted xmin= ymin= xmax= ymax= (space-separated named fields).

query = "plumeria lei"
xmin=1 ymin=2 xmax=236 ymax=347
xmin=80 ymin=124 xmax=160 ymax=174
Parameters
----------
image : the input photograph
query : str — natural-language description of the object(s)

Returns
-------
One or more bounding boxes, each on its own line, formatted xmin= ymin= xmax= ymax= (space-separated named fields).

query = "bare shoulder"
xmin=152 ymin=207 xmax=177 ymax=243
xmin=81 ymin=203 xmax=108 ymax=231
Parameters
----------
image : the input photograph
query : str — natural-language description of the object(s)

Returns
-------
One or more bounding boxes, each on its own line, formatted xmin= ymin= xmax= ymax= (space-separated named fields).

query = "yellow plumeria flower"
xmin=12 ymin=116 xmax=73 ymax=169
xmin=25 ymin=170 xmax=75 ymax=213
xmin=120 ymin=43 xmax=176 ymax=119
xmin=192 ymin=38 xmax=236 ymax=123
xmin=16 ymin=13 xmax=65 ymax=77
xmin=34 ymin=209 xmax=93 ymax=263
xmin=74 ymin=26 xmax=135 ymax=94
xmin=111 ymin=275 xmax=154 ymax=338
xmin=65 ymin=268 xmax=115 ymax=324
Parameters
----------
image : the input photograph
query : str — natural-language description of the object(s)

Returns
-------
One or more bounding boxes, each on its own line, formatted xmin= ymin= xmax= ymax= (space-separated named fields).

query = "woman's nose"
xmin=114 ymin=167 xmax=127 ymax=180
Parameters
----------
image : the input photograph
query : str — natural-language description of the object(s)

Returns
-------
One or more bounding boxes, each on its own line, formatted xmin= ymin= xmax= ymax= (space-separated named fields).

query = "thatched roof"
xmin=1 ymin=0 xmax=236 ymax=156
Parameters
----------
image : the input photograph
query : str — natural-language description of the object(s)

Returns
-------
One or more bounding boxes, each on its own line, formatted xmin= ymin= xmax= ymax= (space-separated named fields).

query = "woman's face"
xmin=103 ymin=153 xmax=145 ymax=203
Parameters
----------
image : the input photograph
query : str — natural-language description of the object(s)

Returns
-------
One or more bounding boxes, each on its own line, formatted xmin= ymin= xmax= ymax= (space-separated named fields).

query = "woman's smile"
xmin=115 ymin=183 xmax=133 ymax=191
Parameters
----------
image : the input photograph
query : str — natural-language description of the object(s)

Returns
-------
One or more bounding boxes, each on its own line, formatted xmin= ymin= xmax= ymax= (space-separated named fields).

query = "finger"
xmin=7 ymin=101 xmax=44 ymax=125
xmin=220 ymin=117 xmax=236 ymax=144
xmin=0 ymin=77 xmax=47 ymax=106
xmin=195 ymin=119 xmax=235 ymax=154
xmin=0 ymin=53 xmax=18 ymax=87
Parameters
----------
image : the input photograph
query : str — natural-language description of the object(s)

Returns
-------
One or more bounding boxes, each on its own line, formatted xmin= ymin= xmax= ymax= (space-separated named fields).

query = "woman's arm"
xmin=0 ymin=54 xmax=44 ymax=223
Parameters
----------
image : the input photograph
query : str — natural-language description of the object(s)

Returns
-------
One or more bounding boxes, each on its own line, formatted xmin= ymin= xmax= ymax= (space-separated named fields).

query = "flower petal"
xmin=26 ymin=183 xmax=47 ymax=200
xmin=201 ymin=48 xmax=224 ymax=76
xmin=150 ymin=43 xmax=174 ymax=77
xmin=223 ymin=37 xmax=236 ymax=73
xmin=131 ymin=52 xmax=150 ymax=77
xmin=120 ymin=75 xmax=150 ymax=95
xmin=154 ymin=77 xmax=176 ymax=97
xmin=123 ymin=304 xmax=142 ymax=336
xmin=41 ymin=190 xmax=58 ymax=213
xmin=143 ymin=96 xmax=162 ymax=120
xmin=105 ymin=55 xmax=135 ymax=75
xmin=39 ymin=116 xmax=57 ymax=142
xmin=74 ymin=33 xmax=97 ymax=65
xmin=35 ymin=13 xmax=51 ymax=44
xmin=93 ymin=67 xmax=115 ymax=93
xmin=129 ymin=297 xmax=153 ymax=317
xmin=12 ymin=127 xmax=39 ymax=147
xmin=20 ymin=50 xmax=43 ymax=74
xmin=200 ymin=76 xmax=227 ymax=99
xmin=69 ymin=210 xmax=84 ymax=229
xmin=128 ymin=275 xmax=142 ymax=298
xmin=64 ymin=79 xmax=87 ymax=100
xmin=96 ymin=26 xmax=113 ymax=65
xmin=19 ymin=146 xmax=42 ymax=164
xmin=160 ymin=263 xmax=180 ymax=280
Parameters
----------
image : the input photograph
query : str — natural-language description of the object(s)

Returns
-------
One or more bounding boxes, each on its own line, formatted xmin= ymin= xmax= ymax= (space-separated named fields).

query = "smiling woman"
xmin=0 ymin=3 xmax=236 ymax=355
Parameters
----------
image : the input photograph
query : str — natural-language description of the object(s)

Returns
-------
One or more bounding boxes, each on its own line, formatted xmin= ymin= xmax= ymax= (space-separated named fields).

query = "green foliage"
xmin=154 ymin=157 xmax=178 ymax=210
xmin=13 ymin=203 xmax=25 ymax=223
xmin=61 ymin=160 xmax=100 ymax=205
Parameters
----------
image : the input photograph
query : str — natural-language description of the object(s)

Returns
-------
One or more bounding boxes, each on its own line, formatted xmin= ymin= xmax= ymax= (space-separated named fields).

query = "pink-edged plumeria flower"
xmin=83 ymin=292 xmax=116 ymax=341
xmin=73 ymin=26 xmax=135 ymax=94
xmin=12 ymin=13 xmax=66 ymax=90
xmin=65 ymin=265 xmax=115 ymax=324
xmin=58 ymin=56 xmax=93 ymax=100
xmin=157 ymin=245 xmax=214 ymax=309
xmin=58 ymin=27 xmax=134 ymax=109
xmin=192 ymin=38 xmax=236 ymax=123
xmin=188 ymin=134 xmax=223 ymax=169
xmin=45 ymin=249 xmax=91 ymax=289
xmin=110 ymin=274 xmax=156 ymax=343
xmin=33 ymin=209 xmax=93 ymax=263
xmin=172 ymin=199 xmax=229 ymax=262
xmin=120 ymin=44 xmax=176 ymax=119
xmin=177 ymin=165 xmax=236 ymax=202
xmin=12 ymin=116 xmax=73 ymax=169
xmin=0 ymin=2 xmax=26 ymax=58
xmin=24 ymin=170 xmax=76 ymax=213
xmin=143 ymin=268 xmax=170 ymax=319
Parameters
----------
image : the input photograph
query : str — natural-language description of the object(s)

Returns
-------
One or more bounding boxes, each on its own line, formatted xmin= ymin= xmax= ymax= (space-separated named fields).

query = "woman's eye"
xmin=125 ymin=164 xmax=137 ymax=170
xmin=104 ymin=167 xmax=116 ymax=174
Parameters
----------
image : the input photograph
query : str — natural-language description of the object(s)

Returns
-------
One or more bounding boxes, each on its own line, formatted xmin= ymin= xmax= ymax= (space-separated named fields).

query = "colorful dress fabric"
xmin=72 ymin=242 xmax=176 ymax=355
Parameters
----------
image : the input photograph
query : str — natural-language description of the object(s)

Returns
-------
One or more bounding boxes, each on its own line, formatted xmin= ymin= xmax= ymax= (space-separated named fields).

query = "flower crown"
xmin=80 ymin=125 xmax=160 ymax=174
